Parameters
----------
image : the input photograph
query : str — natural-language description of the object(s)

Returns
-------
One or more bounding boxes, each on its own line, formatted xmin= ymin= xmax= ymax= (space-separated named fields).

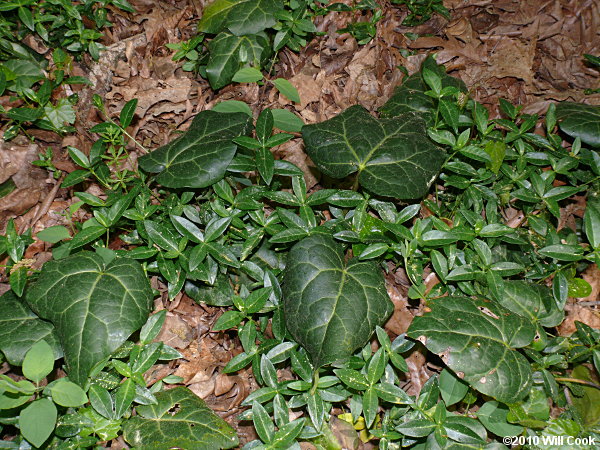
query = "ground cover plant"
xmin=1 ymin=0 xmax=600 ymax=448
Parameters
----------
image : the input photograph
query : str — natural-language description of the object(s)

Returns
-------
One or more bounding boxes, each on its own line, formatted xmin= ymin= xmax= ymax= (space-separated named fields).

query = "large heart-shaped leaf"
xmin=206 ymin=32 xmax=271 ymax=89
xmin=138 ymin=110 xmax=252 ymax=188
xmin=407 ymin=296 xmax=535 ymax=403
xmin=379 ymin=56 xmax=467 ymax=123
xmin=555 ymin=102 xmax=600 ymax=148
xmin=197 ymin=0 xmax=282 ymax=36
xmin=26 ymin=253 xmax=153 ymax=386
xmin=0 ymin=291 xmax=62 ymax=365
xmin=500 ymin=281 xmax=563 ymax=327
xmin=283 ymin=235 xmax=393 ymax=367
xmin=123 ymin=386 xmax=238 ymax=449
xmin=301 ymin=105 xmax=445 ymax=199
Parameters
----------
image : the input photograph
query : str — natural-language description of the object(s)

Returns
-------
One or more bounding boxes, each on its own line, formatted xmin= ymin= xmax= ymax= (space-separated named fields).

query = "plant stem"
xmin=555 ymin=377 xmax=600 ymax=390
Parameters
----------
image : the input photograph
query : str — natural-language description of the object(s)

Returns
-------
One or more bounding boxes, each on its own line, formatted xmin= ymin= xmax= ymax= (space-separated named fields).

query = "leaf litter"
xmin=1 ymin=0 xmax=599 ymax=445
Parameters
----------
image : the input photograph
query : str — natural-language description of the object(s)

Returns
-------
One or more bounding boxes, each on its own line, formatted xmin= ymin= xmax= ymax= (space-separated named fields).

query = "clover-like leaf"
xmin=500 ymin=281 xmax=564 ymax=328
xmin=0 ymin=291 xmax=62 ymax=366
xmin=123 ymin=386 xmax=238 ymax=449
xmin=555 ymin=102 xmax=600 ymax=148
xmin=198 ymin=0 xmax=282 ymax=36
xmin=26 ymin=252 xmax=153 ymax=386
xmin=206 ymin=32 xmax=271 ymax=89
xmin=283 ymin=235 xmax=393 ymax=367
xmin=379 ymin=56 xmax=467 ymax=123
xmin=407 ymin=296 xmax=536 ymax=402
xmin=138 ymin=110 xmax=252 ymax=188
xmin=301 ymin=105 xmax=445 ymax=199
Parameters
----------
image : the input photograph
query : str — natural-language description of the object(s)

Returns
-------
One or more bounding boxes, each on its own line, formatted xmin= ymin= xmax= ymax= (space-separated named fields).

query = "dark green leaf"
xmin=123 ymin=386 xmax=238 ymax=449
xmin=120 ymin=99 xmax=138 ymax=128
xmin=138 ymin=110 xmax=252 ymax=188
xmin=69 ymin=226 xmax=106 ymax=250
xmin=0 ymin=291 xmax=61 ymax=366
xmin=555 ymin=102 xmax=600 ymax=148
xmin=302 ymin=105 xmax=445 ymax=199
xmin=197 ymin=0 xmax=282 ymax=35
xmin=538 ymin=244 xmax=584 ymax=261
xmin=407 ymin=296 xmax=536 ymax=402
xmin=283 ymin=235 xmax=393 ymax=367
xmin=206 ymin=32 xmax=270 ymax=90
xmin=212 ymin=100 xmax=253 ymax=116
xmin=26 ymin=252 xmax=153 ymax=386
xmin=501 ymin=280 xmax=563 ymax=328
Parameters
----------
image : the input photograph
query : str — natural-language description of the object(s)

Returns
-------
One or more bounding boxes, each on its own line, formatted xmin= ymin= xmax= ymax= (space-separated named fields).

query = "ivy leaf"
xmin=138 ymin=110 xmax=252 ymax=188
xmin=197 ymin=0 xmax=282 ymax=36
xmin=379 ymin=56 xmax=467 ymax=124
xmin=0 ymin=291 xmax=62 ymax=366
xmin=122 ymin=386 xmax=238 ymax=449
xmin=26 ymin=252 xmax=153 ymax=386
xmin=43 ymin=98 xmax=76 ymax=129
xmin=205 ymin=32 xmax=271 ymax=90
xmin=500 ymin=281 xmax=564 ymax=328
xmin=302 ymin=105 xmax=445 ymax=199
xmin=407 ymin=296 xmax=536 ymax=402
xmin=555 ymin=102 xmax=600 ymax=148
xmin=283 ymin=235 xmax=393 ymax=367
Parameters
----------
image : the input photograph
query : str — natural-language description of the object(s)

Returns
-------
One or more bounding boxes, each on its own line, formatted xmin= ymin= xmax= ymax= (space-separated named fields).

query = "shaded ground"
xmin=1 ymin=0 xmax=599 ymax=446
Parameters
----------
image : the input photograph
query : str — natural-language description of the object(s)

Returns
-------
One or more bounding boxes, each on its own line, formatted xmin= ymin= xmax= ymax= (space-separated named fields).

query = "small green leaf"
xmin=120 ymin=99 xmax=138 ymax=128
xmin=212 ymin=100 xmax=253 ymax=116
xmin=484 ymin=140 xmax=506 ymax=174
xmin=19 ymin=398 xmax=57 ymax=448
xmin=89 ymin=384 xmax=115 ymax=419
xmin=114 ymin=379 xmax=136 ymax=418
xmin=213 ymin=311 xmax=245 ymax=331
xmin=439 ymin=368 xmax=469 ymax=406
xmin=538 ymin=244 xmax=584 ymax=261
xmin=51 ymin=379 xmax=88 ymax=407
xmin=140 ymin=310 xmax=167 ymax=345
xmin=232 ymin=67 xmax=263 ymax=83
xmin=23 ymin=340 xmax=55 ymax=383
xmin=584 ymin=197 xmax=600 ymax=249
xmin=271 ymin=108 xmax=304 ymax=132
xmin=273 ymin=78 xmax=301 ymax=103
xmin=69 ymin=226 xmax=106 ymax=250
xmin=252 ymin=400 xmax=274 ymax=443
xmin=37 ymin=226 xmax=71 ymax=243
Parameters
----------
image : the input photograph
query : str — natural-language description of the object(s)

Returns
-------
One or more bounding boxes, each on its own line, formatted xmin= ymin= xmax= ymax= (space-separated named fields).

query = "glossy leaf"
xmin=283 ymin=235 xmax=393 ymax=367
xmin=206 ymin=32 xmax=271 ymax=90
xmin=380 ymin=56 xmax=467 ymax=124
xmin=302 ymin=105 xmax=445 ymax=199
xmin=0 ymin=291 xmax=61 ymax=366
xmin=123 ymin=386 xmax=238 ymax=449
xmin=407 ymin=296 xmax=536 ymax=402
xmin=138 ymin=110 xmax=252 ymax=188
xmin=26 ymin=252 xmax=153 ymax=386
xmin=500 ymin=280 xmax=564 ymax=328
xmin=555 ymin=102 xmax=600 ymax=148
xmin=197 ymin=0 xmax=282 ymax=36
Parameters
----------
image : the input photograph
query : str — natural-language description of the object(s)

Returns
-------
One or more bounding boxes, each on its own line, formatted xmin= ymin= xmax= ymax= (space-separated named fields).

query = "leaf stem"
xmin=555 ymin=377 xmax=600 ymax=390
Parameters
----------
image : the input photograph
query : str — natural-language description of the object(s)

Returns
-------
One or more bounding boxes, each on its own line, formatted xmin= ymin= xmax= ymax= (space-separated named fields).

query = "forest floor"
xmin=1 ymin=0 xmax=599 ymax=447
